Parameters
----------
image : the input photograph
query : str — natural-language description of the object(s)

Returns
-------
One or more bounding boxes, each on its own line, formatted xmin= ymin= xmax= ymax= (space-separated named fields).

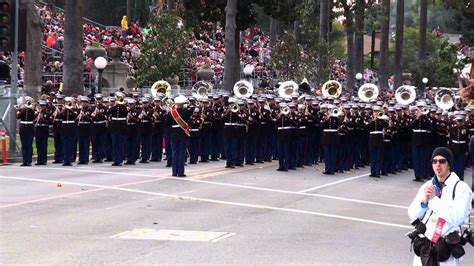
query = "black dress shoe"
xmin=62 ymin=163 xmax=72 ymax=166
xmin=150 ymin=159 xmax=160 ymax=162
xmin=52 ymin=160 xmax=63 ymax=164
xmin=225 ymin=165 xmax=235 ymax=168
xmin=256 ymin=161 xmax=264 ymax=164
xmin=139 ymin=160 xmax=149 ymax=163
xmin=199 ymin=160 xmax=209 ymax=163
xmin=105 ymin=159 xmax=113 ymax=162
xmin=276 ymin=168 xmax=288 ymax=171
xmin=338 ymin=170 xmax=344 ymax=173
xmin=92 ymin=159 xmax=103 ymax=163
xmin=210 ymin=158 xmax=219 ymax=161
xmin=235 ymin=164 xmax=243 ymax=167
xmin=265 ymin=159 xmax=272 ymax=162
xmin=381 ymin=172 xmax=387 ymax=176
xmin=323 ymin=171 xmax=334 ymax=175
xmin=413 ymin=178 xmax=424 ymax=182
xmin=111 ymin=163 xmax=122 ymax=166
xmin=189 ymin=162 xmax=197 ymax=164
xmin=35 ymin=162 xmax=46 ymax=166
xmin=177 ymin=174 xmax=187 ymax=177
xmin=20 ymin=163 xmax=29 ymax=166
xmin=165 ymin=164 xmax=172 ymax=167
xmin=77 ymin=162 xmax=88 ymax=165
xmin=124 ymin=161 xmax=136 ymax=165
xmin=289 ymin=167 xmax=297 ymax=170
xmin=245 ymin=163 xmax=254 ymax=165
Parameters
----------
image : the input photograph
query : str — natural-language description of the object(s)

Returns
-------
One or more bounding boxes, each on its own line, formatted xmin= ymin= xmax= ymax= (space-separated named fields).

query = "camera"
xmin=461 ymin=229 xmax=474 ymax=246
xmin=406 ymin=219 xmax=427 ymax=241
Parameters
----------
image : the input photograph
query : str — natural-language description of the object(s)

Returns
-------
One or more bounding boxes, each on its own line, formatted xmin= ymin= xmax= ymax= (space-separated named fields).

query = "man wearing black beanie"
xmin=408 ymin=147 xmax=472 ymax=265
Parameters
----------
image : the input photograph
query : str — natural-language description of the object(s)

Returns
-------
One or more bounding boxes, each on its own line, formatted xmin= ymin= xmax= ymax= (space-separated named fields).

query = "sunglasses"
xmin=432 ymin=158 xmax=447 ymax=165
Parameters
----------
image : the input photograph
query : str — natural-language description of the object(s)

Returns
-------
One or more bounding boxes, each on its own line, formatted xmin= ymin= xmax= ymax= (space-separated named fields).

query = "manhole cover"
xmin=110 ymin=229 xmax=235 ymax=242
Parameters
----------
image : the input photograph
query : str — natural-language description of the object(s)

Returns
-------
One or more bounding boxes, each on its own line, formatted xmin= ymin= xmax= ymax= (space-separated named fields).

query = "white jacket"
xmin=408 ymin=172 xmax=472 ymax=265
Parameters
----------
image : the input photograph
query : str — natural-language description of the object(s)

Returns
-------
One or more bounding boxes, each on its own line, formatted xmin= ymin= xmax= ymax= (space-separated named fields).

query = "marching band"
xmin=15 ymin=79 xmax=473 ymax=181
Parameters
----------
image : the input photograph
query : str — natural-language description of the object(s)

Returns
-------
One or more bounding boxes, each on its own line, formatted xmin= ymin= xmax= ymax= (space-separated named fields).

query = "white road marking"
xmin=145 ymin=190 xmax=196 ymax=201
xmin=0 ymin=174 xmax=411 ymax=229
xmin=0 ymin=176 xmax=167 ymax=209
xmin=297 ymin=173 xmax=371 ymax=193
xmin=2 ymin=167 xmax=407 ymax=209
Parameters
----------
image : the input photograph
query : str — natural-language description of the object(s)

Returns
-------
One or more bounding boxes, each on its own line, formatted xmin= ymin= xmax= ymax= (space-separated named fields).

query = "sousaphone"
xmin=233 ymin=80 xmax=254 ymax=98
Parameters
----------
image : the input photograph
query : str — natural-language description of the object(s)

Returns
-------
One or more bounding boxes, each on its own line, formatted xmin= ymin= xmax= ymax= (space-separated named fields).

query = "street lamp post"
xmin=94 ymin=56 xmax=107 ymax=94
xmin=355 ymin=72 xmax=363 ymax=95
xmin=421 ymin=77 xmax=429 ymax=99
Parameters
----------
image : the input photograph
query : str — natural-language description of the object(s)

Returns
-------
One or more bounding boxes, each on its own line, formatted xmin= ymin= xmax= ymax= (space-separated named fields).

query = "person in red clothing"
xmin=46 ymin=32 xmax=57 ymax=48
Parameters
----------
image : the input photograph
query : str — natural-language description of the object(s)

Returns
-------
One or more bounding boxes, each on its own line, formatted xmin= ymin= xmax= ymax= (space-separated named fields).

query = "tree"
xmin=418 ymin=0 xmax=428 ymax=74
xmin=339 ymin=1 xmax=356 ymax=91
xmin=23 ymin=0 xmax=42 ymax=97
xmin=354 ymin=0 xmax=364 ymax=75
xmin=223 ymin=0 xmax=238 ymax=92
xmin=379 ymin=0 xmax=390 ymax=90
xmin=63 ymin=0 xmax=84 ymax=96
xmin=394 ymin=0 xmax=404 ymax=88
xmin=133 ymin=11 xmax=192 ymax=86
xmin=319 ymin=0 xmax=329 ymax=43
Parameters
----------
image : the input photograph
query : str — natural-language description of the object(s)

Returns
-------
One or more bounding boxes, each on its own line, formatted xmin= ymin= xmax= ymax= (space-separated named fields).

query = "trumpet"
xmin=229 ymin=103 xmax=239 ymax=113
xmin=281 ymin=106 xmax=290 ymax=115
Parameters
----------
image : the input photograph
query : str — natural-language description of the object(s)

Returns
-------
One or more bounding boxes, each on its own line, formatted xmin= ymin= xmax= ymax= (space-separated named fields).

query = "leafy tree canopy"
xmin=133 ymin=10 xmax=193 ymax=86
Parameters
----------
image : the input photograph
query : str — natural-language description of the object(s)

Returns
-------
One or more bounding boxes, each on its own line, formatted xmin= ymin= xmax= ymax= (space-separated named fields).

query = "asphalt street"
xmin=1 ymin=160 xmax=473 ymax=265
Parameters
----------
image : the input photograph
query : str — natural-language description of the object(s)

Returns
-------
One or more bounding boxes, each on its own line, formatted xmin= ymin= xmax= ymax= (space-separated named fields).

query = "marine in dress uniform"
xmin=138 ymin=98 xmax=154 ymax=163
xmin=245 ymin=100 xmax=260 ymax=165
xmin=34 ymin=100 xmax=52 ymax=165
xmin=17 ymin=99 xmax=37 ymax=166
xmin=188 ymin=107 xmax=202 ymax=164
xmin=125 ymin=99 xmax=140 ymax=165
xmin=151 ymin=97 xmax=167 ymax=162
xmin=91 ymin=94 xmax=107 ymax=163
xmin=107 ymin=93 xmax=128 ymax=166
xmin=200 ymin=98 xmax=213 ymax=163
xmin=449 ymin=115 xmax=469 ymax=180
xmin=366 ymin=106 xmax=387 ymax=178
xmin=411 ymin=103 xmax=435 ymax=181
xmin=165 ymin=95 xmax=191 ymax=177
xmin=57 ymin=97 xmax=77 ymax=166
xmin=77 ymin=97 xmax=93 ymax=164
xmin=52 ymin=95 xmax=65 ymax=163
xmin=275 ymin=103 xmax=292 ymax=171
xmin=321 ymin=105 xmax=341 ymax=175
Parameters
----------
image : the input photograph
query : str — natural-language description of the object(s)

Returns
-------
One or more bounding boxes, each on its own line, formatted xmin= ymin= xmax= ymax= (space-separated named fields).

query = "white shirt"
xmin=408 ymin=172 xmax=472 ymax=265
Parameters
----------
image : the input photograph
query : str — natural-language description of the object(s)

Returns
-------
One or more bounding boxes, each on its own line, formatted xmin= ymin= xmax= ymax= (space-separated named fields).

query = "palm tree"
xmin=379 ymin=0 xmax=390 ymax=90
xmin=319 ymin=0 xmax=329 ymax=43
xmin=354 ymin=0 xmax=364 ymax=76
xmin=223 ymin=0 xmax=238 ymax=92
xmin=418 ymin=0 xmax=428 ymax=71
xmin=394 ymin=0 xmax=404 ymax=89
xmin=23 ymin=0 xmax=42 ymax=97
xmin=342 ymin=2 xmax=355 ymax=91
xmin=63 ymin=0 xmax=84 ymax=95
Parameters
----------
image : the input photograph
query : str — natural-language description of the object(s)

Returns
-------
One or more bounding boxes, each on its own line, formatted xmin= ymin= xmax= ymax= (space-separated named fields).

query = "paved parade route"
xmin=1 ymin=162 xmax=473 ymax=264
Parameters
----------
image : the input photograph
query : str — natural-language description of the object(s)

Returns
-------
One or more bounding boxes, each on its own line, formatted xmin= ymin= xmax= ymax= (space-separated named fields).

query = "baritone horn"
xmin=233 ymin=80 xmax=253 ymax=98
xmin=322 ymin=80 xmax=342 ymax=98
xmin=434 ymin=88 xmax=455 ymax=110
xmin=395 ymin=85 xmax=416 ymax=105
xmin=23 ymin=96 xmax=36 ymax=109
xmin=192 ymin=81 xmax=212 ymax=100
xmin=358 ymin=83 xmax=379 ymax=102
xmin=115 ymin=92 xmax=126 ymax=105
xmin=151 ymin=80 xmax=172 ymax=97
xmin=278 ymin=80 xmax=299 ymax=99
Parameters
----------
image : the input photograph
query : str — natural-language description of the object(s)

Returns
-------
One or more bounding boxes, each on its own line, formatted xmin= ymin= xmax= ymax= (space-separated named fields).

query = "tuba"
xmin=322 ymin=80 xmax=342 ymax=98
xmin=115 ymin=92 xmax=126 ymax=105
xmin=434 ymin=88 xmax=455 ymax=110
xmin=23 ymin=96 xmax=36 ymax=109
xmin=358 ymin=83 xmax=379 ymax=102
xmin=233 ymin=80 xmax=254 ymax=98
xmin=395 ymin=85 xmax=417 ymax=105
xmin=278 ymin=80 xmax=299 ymax=99
xmin=192 ymin=81 xmax=212 ymax=100
xmin=151 ymin=80 xmax=172 ymax=97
